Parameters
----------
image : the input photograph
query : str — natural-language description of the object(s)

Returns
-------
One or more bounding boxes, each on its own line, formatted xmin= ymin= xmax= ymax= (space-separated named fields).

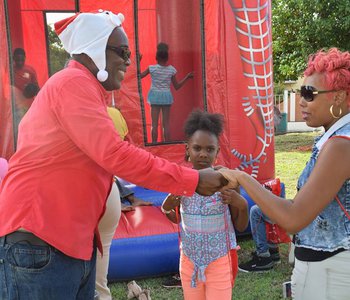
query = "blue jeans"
xmin=0 ymin=235 xmax=96 ymax=300
xmin=250 ymin=205 xmax=275 ymax=255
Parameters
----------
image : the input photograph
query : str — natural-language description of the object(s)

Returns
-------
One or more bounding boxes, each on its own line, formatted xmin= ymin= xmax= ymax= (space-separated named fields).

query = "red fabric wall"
xmin=0 ymin=0 xmax=14 ymax=159
xmin=20 ymin=0 xmax=76 ymax=11
xmin=204 ymin=0 xmax=275 ymax=180
xmin=155 ymin=0 xmax=204 ymax=141
xmin=8 ymin=0 xmax=76 ymax=87
xmin=137 ymin=0 xmax=157 ymax=143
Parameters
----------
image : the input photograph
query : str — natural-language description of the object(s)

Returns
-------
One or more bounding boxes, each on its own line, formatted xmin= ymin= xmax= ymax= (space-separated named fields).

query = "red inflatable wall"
xmin=0 ymin=1 xmax=14 ymax=159
xmin=0 ymin=0 xmax=275 ymax=181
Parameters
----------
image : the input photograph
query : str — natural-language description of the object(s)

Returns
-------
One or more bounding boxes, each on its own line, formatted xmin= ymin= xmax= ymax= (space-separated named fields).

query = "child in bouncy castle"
xmin=161 ymin=110 xmax=249 ymax=300
xmin=140 ymin=42 xmax=193 ymax=143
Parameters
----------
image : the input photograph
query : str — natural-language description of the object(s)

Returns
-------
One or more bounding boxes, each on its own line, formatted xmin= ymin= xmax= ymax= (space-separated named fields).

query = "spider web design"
xmin=228 ymin=0 xmax=274 ymax=178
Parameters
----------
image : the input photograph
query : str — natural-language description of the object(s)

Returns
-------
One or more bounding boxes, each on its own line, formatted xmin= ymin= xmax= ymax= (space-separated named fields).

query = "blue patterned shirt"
xmin=180 ymin=192 xmax=237 ymax=287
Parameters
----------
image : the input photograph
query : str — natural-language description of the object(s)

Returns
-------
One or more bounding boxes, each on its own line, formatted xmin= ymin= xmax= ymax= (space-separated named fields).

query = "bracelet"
xmin=161 ymin=206 xmax=175 ymax=214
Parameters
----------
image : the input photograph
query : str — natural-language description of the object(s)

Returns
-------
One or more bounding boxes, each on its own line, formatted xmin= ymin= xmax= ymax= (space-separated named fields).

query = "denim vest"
xmin=295 ymin=121 xmax=350 ymax=251
xmin=180 ymin=192 xmax=237 ymax=287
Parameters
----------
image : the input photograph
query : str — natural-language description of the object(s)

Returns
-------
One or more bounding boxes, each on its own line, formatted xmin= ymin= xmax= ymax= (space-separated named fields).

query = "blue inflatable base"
xmin=108 ymin=233 xmax=179 ymax=282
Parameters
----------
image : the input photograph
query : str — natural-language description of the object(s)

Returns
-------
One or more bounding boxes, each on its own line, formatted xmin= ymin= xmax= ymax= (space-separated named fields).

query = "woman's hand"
xmin=217 ymin=168 xmax=242 ymax=189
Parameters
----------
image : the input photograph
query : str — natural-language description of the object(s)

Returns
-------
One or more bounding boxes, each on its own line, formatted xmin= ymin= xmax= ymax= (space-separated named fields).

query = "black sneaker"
xmin=239 ymin=252 xmax=275 ymax=273
xmin=269 ymin=247 xmax=281 ymax=263
xmin=162 ymin=274 xmax=182 ymax=288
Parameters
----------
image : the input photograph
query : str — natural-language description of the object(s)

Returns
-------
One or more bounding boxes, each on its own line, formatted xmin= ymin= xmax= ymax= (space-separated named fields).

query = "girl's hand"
xmin=220 ymin=188 xmax=247 ymax=209
xmin=161 ymin=194 xmax=182 ymax=224
xmin=168 ymin=194 xmax=182 ymax=208
xmin=187 ymin=72 xmax=194 ymax=79
xmin=162 ymin=194 xmax=182 ymax=211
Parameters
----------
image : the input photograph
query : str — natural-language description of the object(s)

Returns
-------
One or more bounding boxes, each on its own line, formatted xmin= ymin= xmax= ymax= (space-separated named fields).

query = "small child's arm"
xmin=221 ymin=188 xmax=249 ymax=232
xmin=140 ymin=67 xmax=150 ymax=79
xmin=171 ymin=72 xmax=193 ymax=90
xmin=161 ymin=194 xmax=182 ymax=224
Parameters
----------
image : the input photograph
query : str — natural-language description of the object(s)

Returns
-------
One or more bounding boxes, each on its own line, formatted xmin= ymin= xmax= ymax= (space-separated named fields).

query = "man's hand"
xmin=196 ymin=168 xmax=230 ymax=196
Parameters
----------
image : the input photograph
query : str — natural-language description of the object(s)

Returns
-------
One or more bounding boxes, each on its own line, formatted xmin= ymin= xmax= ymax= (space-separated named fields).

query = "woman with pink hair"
xmin=220 ymin=48 xmax=350 ymax=300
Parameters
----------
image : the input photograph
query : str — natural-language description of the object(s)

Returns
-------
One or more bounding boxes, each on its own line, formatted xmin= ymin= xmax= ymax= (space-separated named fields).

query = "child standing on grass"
xmin=161 ymin=110 xmax=249 ymax=300
xmin=140 ymin=42 xmax=193 ymax=143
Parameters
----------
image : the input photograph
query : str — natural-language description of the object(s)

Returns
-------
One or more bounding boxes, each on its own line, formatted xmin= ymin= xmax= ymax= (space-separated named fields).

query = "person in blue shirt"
xmin=220 ymin=48 xmax=350 ymax=300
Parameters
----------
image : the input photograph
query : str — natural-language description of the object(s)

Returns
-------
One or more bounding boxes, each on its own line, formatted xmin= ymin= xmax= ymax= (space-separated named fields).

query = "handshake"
xmin=196 ymin=167 xmax=241 ymax=196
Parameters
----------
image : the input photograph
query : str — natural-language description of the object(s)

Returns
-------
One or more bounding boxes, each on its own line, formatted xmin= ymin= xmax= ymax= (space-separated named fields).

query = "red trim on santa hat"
xmin=54 ymin=14 xmax=80 ymax=36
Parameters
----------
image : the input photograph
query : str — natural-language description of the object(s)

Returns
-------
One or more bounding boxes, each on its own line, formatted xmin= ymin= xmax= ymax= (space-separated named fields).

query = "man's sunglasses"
xmin=293 ymin=85 xmax=338 ymax=102
xmin=106 ymin=46 xmax=131 ymax=62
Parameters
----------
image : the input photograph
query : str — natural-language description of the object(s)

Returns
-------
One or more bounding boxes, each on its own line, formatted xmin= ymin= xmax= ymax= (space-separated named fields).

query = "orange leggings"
xmin=180 ymin=250 xmax=238 ymax=300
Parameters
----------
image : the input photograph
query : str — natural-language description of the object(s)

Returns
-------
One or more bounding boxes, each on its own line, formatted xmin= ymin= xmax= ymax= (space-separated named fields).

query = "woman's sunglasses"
xmin=294 ymin=85 xmax=338 ymax=102
xmin=106 ymin=45 xmax=131 ymax=62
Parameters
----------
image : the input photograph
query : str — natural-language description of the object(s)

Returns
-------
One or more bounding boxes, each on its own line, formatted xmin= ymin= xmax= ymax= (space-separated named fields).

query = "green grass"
xmin=110 ymin=131 xmax=320 ymax=300
xmin=275 ymin=132 xmax=320 ymax=199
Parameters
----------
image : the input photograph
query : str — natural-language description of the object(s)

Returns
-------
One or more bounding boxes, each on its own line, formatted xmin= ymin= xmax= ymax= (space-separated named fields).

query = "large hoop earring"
xmin=330 ymin=105 xmax=342 ymax=119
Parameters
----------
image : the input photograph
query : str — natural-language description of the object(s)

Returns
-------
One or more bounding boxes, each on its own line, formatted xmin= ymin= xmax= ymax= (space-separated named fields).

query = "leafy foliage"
xmin=47 ymin=25 xmax=70 ymax=76
xmin=272 ymin=0 xmax=350 ymax=83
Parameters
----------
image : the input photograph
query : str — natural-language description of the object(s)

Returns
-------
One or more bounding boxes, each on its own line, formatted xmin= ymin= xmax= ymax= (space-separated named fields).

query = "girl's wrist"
xmin=161 ymin=205 xmax=175 ymax=214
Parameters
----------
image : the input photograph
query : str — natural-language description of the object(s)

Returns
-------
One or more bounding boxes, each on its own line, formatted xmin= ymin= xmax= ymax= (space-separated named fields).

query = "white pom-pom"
xmin=97 ymin=70 xmax=108 ymax=82
xmin=109 ymin=12 xmax=125 ymax=27
xmin=117 ymin=13 xmax=125 ymax=24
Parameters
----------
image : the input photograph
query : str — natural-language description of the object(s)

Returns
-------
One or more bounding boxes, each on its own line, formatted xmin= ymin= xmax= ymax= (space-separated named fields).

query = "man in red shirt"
xmin=0 ymin=11 xmax=229 ymax=299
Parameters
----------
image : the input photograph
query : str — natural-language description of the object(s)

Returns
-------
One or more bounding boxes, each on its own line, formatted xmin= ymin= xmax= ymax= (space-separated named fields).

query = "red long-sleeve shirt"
xmin=0 ymin=60 xmax=198 ymax=260
xmin=14 ymin=64 xmax=38 ymax=92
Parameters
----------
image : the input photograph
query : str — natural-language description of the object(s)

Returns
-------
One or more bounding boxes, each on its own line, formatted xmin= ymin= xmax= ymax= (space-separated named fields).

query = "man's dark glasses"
xmin=293 ymin=85 xmax=338 ymax=102
xmin=106 ymin=46 xmax=131 ymax=62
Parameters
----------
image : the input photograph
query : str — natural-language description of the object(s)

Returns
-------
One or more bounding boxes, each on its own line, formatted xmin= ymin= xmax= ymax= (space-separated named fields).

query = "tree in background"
xmin=47 ymin=25 xmax=70 ymax=76
xmin=272 ymin=0 xmax=350 ymax=83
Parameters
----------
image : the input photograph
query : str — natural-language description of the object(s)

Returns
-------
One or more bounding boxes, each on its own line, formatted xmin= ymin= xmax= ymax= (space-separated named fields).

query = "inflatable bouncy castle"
xmin=0 ymin=0 xmax=277 ymax=280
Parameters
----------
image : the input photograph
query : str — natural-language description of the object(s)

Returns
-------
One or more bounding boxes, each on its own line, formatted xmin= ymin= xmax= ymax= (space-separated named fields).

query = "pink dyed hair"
xmin=304 ymin=48 xmax=350 ymax=92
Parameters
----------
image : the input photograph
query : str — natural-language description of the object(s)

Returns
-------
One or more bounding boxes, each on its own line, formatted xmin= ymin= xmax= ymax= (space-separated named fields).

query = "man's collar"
xmin=68 ymin=60 xmax=109 ymax=100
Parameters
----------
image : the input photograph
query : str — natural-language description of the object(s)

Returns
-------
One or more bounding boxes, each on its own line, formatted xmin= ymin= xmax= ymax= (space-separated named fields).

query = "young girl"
xmin=161 ymin=110 xmax=248 ymax=299
xmin=140 ymin=42 xmax=193 ymax=143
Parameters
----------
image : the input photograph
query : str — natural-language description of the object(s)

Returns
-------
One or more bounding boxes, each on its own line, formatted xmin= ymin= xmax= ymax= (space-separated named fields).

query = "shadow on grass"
xmin=275 ymin=132 xmax=319 ymax=153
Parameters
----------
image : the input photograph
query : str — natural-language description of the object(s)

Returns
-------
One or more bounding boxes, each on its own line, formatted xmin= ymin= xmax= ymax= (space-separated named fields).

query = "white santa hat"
xmin=54 ymin=10 xmax=125 ymax=82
